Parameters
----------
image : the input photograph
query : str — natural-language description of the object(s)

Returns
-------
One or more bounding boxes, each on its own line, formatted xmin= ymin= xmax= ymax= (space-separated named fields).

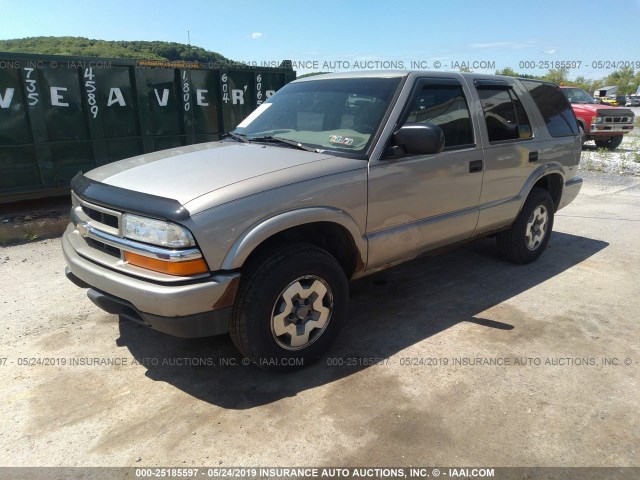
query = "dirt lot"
xmin=0 ymin=171 xmax=639 ymax=471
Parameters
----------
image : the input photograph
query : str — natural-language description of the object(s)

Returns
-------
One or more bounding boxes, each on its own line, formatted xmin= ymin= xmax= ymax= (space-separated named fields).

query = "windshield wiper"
xmin=221 ymin=132 xmax=249 ymax=143
xmin=250 ymin=136 xmax=319 ymax=152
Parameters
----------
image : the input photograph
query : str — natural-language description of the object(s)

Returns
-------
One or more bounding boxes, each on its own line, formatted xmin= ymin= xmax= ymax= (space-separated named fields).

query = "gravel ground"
xmin=579 ymin=133 xmax=640 ymax=176
xmin=0 ymin=169 xmax=639 ymax=476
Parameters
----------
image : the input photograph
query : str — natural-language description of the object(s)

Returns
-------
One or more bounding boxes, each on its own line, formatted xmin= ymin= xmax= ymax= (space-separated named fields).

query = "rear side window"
xmin=522 ymin=81 xmax=578 ymax=137
xmin=405 ymin=83 xmax=474 ymax=148
xmin=478 ymin=87 xmax=532 ymax=142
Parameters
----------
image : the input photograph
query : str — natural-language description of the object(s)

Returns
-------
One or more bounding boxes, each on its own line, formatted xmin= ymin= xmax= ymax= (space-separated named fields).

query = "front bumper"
xmin=589 ymin=124 xmax=634 ymax=135
xmin=62 ymin=225 xmax=238 ymax=337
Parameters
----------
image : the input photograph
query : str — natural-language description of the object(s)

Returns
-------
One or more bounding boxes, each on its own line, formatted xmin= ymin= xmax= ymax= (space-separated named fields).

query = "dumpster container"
xmin=0 ymin=53 xmax=295 ymax=202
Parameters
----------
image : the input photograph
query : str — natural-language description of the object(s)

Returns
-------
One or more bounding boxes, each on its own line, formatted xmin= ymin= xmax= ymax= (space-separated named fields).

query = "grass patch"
xmin=583 ymin=156 xmax=605 ymax=172
xmin=620 ymin=156 xmax=627 ymax=171
xmin=584 ymin=157 xmax=593 ymax=170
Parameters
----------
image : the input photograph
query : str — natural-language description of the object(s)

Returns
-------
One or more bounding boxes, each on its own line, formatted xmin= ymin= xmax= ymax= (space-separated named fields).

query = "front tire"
xmin=578 ymin=124 xmax=587 ymax=146
xmin=594 ymin=135 xmax=623 ymax=150
xmin=230 ymin=244 xmax=348 ymax=371
xmin=496 ymin=188 xmax=554 ymax=264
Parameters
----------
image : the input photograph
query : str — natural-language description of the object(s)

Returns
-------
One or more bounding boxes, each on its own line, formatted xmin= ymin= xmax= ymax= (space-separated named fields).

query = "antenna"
xmin=187 ymin=30 xmax=191 ymax=60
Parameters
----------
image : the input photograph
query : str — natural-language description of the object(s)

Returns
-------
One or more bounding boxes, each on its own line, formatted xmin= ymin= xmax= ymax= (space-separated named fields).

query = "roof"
xmin=292 ymin=70 xmax=521 ymax=83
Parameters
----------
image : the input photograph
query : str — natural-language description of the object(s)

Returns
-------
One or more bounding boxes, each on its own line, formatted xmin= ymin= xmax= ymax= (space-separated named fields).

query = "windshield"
xmin=233 ymin=77 xmax=402 ymax=153
xmin=562 ymin=87 xmax=597 ymax=104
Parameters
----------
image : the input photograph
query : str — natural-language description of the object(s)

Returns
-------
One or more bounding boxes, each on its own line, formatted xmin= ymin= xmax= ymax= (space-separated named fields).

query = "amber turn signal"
xmin=124 ymin=251 xmax=208 ymax=276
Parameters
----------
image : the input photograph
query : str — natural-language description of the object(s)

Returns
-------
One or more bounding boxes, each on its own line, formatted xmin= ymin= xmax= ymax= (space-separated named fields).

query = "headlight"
xmin=122 ymin=214 xmax=196 ymax=247
xmin=594 ymin=116 xmax=604 ymax=124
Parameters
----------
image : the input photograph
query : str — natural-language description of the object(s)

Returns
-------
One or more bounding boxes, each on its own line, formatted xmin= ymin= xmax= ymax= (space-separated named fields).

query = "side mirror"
xmin=390 ymin=123 xmax=445 ymax=156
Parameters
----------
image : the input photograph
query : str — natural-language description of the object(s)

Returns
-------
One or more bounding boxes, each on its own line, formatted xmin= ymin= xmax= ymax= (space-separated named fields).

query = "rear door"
xmin=468 ymin=79 xmax=541 ymax=235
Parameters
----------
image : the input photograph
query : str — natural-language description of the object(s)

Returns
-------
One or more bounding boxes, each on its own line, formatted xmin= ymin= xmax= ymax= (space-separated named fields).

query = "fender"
xmin=220 ymin=207 xmax=367 ymax=271
xmin=516 ymin=162 xmax=565 ymax=213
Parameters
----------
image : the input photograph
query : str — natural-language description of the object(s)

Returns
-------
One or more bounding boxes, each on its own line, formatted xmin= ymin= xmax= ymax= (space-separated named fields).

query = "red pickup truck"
xmin=561 ymin=86 xmax=635 ymax=150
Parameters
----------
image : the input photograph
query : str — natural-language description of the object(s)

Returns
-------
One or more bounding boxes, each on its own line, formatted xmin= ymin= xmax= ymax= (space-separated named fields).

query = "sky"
xmin=1 ymin=0 xmax=639 ymax=79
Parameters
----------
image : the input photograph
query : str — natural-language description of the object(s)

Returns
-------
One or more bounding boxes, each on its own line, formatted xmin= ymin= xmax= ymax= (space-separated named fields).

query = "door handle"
xmin=469 ymin=160 xmax=483 ymax=173
xmin=529 ymin=151 xmax=539 ymax=162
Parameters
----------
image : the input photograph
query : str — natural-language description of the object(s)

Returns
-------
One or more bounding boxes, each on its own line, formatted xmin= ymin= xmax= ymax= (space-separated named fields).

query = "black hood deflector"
xmin=70 ymin=173 xmax=190 ymax=221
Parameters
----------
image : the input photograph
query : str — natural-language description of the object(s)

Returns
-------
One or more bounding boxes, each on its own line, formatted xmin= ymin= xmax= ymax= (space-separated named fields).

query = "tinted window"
xmin=405 ymin=84 xmax=473 ymax=148
xmin=478 ymin=87 xmax=532 ymax=142
xmin=523 ymin=81 xmax=579 ymax=137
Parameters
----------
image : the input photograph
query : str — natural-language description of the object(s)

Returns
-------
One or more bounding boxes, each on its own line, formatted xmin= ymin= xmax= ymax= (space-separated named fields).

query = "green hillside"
xmin=0 ymin=36 xmax=230 ymax=63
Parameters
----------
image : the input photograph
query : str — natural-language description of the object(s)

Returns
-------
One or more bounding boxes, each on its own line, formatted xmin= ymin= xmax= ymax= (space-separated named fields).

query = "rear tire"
xmin=496 ymin=188 xmax=554 ymax=264
xmin=229 ymin=243 xmax=348 ymax=371
xmin=594 ymin=135 xmax=623 ymax=150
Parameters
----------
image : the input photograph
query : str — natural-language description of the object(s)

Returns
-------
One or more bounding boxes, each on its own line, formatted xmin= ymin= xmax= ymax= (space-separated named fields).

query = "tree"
xmin=495 ymin=67 xmax=540 ymax=79
xmin=0 ymin=36 xmax=231 ymax=64
xmin=542 ymin=68 xmax=569 ymax=85
xmin=600 ymin=67 xmax=638 ymax=95
xmin=495 ymin=67 xmax=519 ymax=77
xmin=570 ymin=76 xmax=598 ymax=94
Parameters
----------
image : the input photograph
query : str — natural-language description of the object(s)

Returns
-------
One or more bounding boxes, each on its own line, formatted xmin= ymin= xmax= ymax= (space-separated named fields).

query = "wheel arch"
xmin=576 ymin=118 xmax=588 ymax=143
xmin=531 ymin=172 xmax=564 ymax=212
xmin=575 ymin=117 xmax=587 ymax=130
xmin=221 ymin=207 xmax=367 ymax=278
xmin=519 ymin=165 xmax=565 ymax=213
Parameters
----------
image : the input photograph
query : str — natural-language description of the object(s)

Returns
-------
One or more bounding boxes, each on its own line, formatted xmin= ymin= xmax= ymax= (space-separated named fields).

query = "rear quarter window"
xmin=522 ymin=81 xmax=578 ymax=137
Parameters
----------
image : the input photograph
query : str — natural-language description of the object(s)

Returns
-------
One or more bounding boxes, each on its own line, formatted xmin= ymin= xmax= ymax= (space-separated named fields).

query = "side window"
xmin=478 ymin=87 xmax=532 ymax=142
xmin=521 ymin=81 xmax=579 ymax=137
xmin=405 ymin=83 xmax=474 ymax=148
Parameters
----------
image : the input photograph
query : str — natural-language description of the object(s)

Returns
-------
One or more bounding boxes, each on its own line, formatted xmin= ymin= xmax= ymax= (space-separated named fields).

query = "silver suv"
xmin=63 ymin=71 xmax=583 ymax=370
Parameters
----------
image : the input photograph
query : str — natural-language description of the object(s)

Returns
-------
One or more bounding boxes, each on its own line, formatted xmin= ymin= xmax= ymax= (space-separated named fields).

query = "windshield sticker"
xmin=328 ymin=135 xmax=354 ymax=147
xmin=236 ymin=103 xmax=271 ymax=128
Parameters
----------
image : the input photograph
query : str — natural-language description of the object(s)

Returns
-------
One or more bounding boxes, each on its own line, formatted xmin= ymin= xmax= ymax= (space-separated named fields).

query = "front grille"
xmin=82 ymin=205 xmax=119 ymax=229
xmin=72 ymin=193 xmax=124 ymax=260
xmin=86 ymin=238 xmax=121 ymax=258
xmin=604 ymin=116 xmax=630 ymax=123
xmin=597 ymin=109 xmax=634 ymax=125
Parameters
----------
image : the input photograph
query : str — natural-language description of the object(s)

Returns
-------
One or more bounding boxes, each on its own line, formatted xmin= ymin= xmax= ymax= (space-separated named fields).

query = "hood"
xmin=571 ymin=103 xmax=634 ymax=120
xmin=571 ymin=102 xmax=619 ymax=114
xmin=571 ymin=103 xmax=604 ymax=115
xmin=85 ymin=142 xmax=336 ymax=205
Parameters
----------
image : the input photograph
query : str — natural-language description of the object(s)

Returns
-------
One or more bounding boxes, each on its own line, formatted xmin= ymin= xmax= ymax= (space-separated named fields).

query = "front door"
xmin=366 ymin=77 xmax=484 ymax=269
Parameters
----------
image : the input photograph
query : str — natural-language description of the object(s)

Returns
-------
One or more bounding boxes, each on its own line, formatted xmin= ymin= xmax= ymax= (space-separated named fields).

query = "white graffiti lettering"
xmin=154 ymin=89 xmax=169 ymax=107
xmin=232 ymin=89 xmax=244 ymax=105
xmin=0 ymin=88 xmax=14 ymax=108
xmin=196 ymin=89 xmax=209 ymax=106
xmin=50 ymin=87 xmax=69 ymax=107
xmin=23 ymin=68 xmax=39 ymax=106
xmin=107 ymin=88 xmax=126 ymax=107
